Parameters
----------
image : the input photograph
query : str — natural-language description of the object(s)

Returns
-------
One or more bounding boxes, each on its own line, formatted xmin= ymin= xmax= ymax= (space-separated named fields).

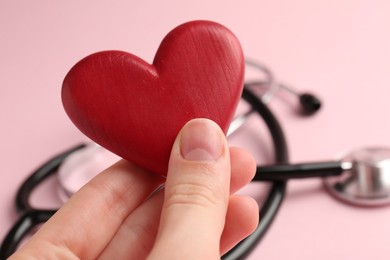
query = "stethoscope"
xmin=1 ymin=60 xmax=390 ymax=260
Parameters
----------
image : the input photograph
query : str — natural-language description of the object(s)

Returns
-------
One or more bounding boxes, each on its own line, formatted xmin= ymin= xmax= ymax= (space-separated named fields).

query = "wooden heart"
xmin=62 ymin=20 xmax=244 ymax=176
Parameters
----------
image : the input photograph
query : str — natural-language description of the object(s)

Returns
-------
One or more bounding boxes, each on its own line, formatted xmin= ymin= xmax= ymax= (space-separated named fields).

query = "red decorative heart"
xmin=62 ymin=20 xmax=244 ymax=176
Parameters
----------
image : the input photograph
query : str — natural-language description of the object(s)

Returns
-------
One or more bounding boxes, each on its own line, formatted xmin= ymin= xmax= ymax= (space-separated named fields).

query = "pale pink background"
xmin=1 ymin=1 xmax=390 ymax=259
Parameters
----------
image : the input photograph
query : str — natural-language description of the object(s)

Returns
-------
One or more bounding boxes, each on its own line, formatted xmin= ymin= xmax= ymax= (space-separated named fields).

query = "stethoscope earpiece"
xmin=299 ymin=93 xmax=321 ymax=115
xmin=245 ymin=60 xmax=322 ymax=116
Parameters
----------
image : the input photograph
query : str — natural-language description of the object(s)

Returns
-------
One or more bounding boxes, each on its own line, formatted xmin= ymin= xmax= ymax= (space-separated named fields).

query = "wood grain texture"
xmin=62 ymin=20 xmax=244 ymax=176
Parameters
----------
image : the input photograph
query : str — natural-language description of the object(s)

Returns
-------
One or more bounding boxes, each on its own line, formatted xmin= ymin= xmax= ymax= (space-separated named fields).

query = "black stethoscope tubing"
xmin=0 ymin=144 xmax=86 ymax=259
xmin=223 ymin=85 xmax=288 ymax=259
xmin=0 ymin=86 xmax=288 ymax=259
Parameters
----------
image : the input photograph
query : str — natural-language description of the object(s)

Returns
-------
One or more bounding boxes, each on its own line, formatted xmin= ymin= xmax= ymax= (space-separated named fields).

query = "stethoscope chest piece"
xmin=324 ymin=147 xmax=390 ymax=206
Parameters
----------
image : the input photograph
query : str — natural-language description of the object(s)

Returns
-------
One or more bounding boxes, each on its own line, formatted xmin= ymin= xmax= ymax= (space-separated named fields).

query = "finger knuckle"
xmin=165 ymin=181 xmax=219 ymax=210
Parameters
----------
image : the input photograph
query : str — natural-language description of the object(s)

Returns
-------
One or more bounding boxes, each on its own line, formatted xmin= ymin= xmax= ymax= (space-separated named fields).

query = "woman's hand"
xmin=11 ymin=119 xmax=258 ymax=259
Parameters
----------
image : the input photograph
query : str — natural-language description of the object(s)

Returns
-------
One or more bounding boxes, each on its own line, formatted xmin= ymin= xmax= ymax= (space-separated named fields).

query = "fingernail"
xmin=180 ymin=119 xmax=223 ymax=161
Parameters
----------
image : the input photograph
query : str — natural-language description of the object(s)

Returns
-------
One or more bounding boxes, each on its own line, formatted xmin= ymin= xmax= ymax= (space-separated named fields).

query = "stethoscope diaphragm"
xmin=323 ymin=147 xmax=390 ymax=206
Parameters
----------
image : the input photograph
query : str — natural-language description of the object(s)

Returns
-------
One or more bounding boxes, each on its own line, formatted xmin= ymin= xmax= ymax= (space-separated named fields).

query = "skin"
xmin=11 ymin=119 xmax=259 ymax=259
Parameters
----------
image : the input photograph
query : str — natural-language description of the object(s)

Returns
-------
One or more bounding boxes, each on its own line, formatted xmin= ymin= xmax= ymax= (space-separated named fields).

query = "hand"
xmin=11 ymin=119 xmax=258 ymax=259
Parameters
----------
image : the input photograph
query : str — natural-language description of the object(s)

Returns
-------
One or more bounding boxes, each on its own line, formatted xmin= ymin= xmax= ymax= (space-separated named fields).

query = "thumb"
xmin=148 ymin=118 xmax=230 ymax=260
